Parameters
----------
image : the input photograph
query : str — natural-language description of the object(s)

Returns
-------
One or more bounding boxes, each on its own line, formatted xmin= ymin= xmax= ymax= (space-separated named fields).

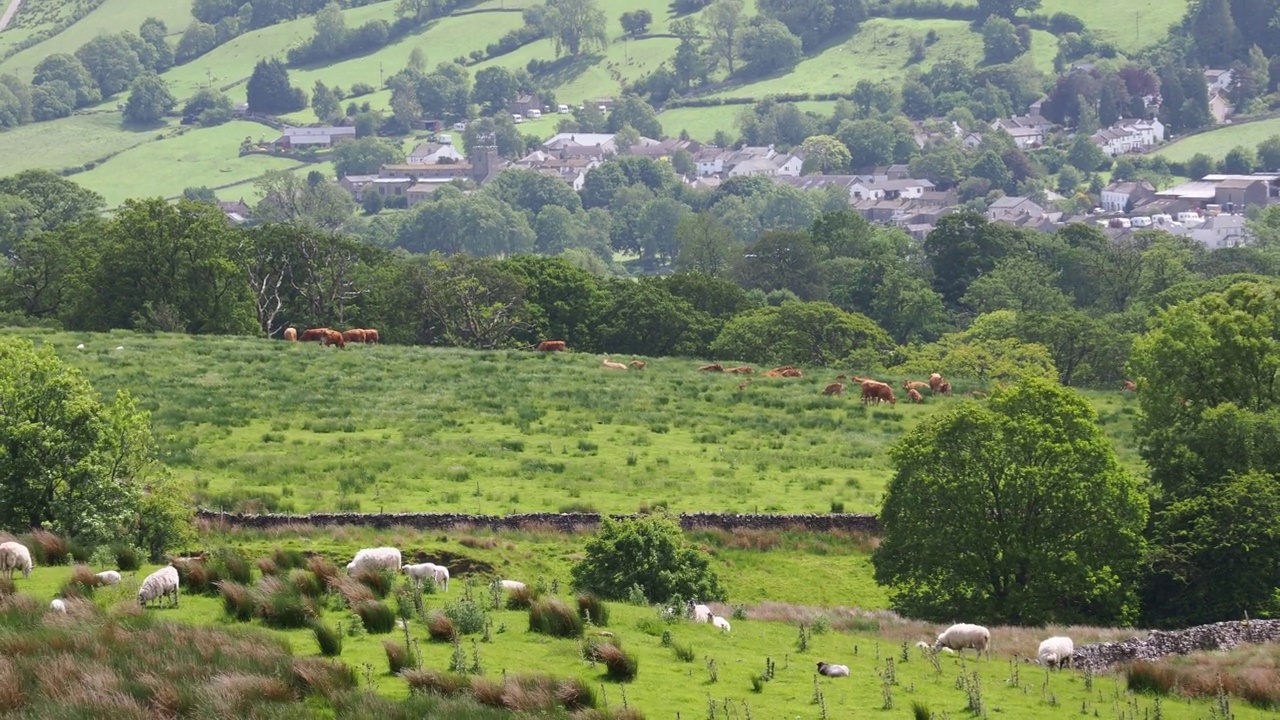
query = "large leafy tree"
xmin=75 ymin=34 xmax=144 ymax=97
xmin=923 ymin=211 xmax=1015 ymax=308
xmin=732 ymin=229 xmax=824 ymax=300
xmin=123 ymin=73 xmax=176 ymax=124
xmin=595 ymin=279 xmax=716 ymax=357
xmin=32 ymin=53 xmax=101 ymax=107
xmin=397 ymin=193 xmax=534 ymax=257
xmin=711 ymin=300 xmax=894 ymax=367
xmin=540 ymin=0 xmax=608 ymax=57
xmin=254 ymin=170 xmax=355 ymax=230
xmin=571 ymin=515 xmax=725 ymax=605
xmin=0 ymin=170 xmax=104 ymax=232
xmin=675 ymin=212 xmax=739 ymax=277
xmin=703 ymin=0 xmax=746 ymax=75
xmin=873 ymin=378 xmax=1148 ymax=625
xmin=332 ymin=137 xmax=402 ymax=177
xmin=499 ymin=255 xmax=607 ymax=349
xmin=246 ymin=57 xmax=307 ymax=114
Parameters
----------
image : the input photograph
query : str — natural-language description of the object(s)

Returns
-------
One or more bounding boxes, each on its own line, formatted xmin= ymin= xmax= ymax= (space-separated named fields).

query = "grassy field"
xmin=5 ymin=329 xmax=1145 ymax=517
xmin=1154 ymin=116 xmax=1280 ymax=163
xmin=1039 ymin=0 xmax=1189 ymax=53
xmin=6 ymin=527 xmax=1275 ymax=720
xmin=659 ymin=101 xmax=842 ymax=142
xmin=0 ymin=110 xmax=177 ymax=174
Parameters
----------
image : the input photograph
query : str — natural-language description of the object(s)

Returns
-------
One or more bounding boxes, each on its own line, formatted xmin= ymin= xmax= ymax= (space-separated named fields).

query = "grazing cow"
xmin=360 ymin=328 xmax=380 ymax=344
xmin=938 ymin=381 xmax=952 ymax=396
xmin=849 ymin=375 xmax=870 ymax=384
xmin=907 ymin=388 xmax=924 ymax=404
xmin=602 ymin=358 xmax=628 ymax=370
xmin=822 ymin=382 xmax=844 ymax=396
xmin=727 ymin=366 xmax=754 ymax=374
xmin=698 ymin=364 xmax=725 ymax=372
xmin=342 ymin=328 xmax=366 ymax=344
xmin=929 ymin=373 xmax=945 ymax=393
xmin=629 ymin=360 xmax=646 ymax=370
xmin=536 ymin=340 xmax=566 ymax=352
xmin=903 ymin=380 xmax=931 ymax=392
xmin=861 ymin=380 xmax=897 ymax=405
xmin=283 ymin=327 xmax=297 ymax=341
xmin=1122 ymin=380 xmax=1137 ymax=392
xmin=299 ymin=328 xmax=329 ymax=342
xmin=322 ymin=330 xmax=346 ymax=349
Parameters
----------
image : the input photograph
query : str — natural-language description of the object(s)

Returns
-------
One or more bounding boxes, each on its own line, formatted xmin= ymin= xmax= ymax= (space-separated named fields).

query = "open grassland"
xmin=1039 ymin=0 xmax=1189 ymax=53
xmin=7 ymin=330 xmax=1144 ymax=516
xmin=0 ymin=0 xmax=194 ymax=79
xmin=7 ymin=527 xmax=1276 ymax=720
xmin=0 ymin=110 xmax=176 ymax=174
xmin=1154 ymin=116 xmax=1280 ymax=163
xmin=71 ymin=121 xmax=303 ymax=206
xmin=660 ymin=101 xmax=841 ymax=141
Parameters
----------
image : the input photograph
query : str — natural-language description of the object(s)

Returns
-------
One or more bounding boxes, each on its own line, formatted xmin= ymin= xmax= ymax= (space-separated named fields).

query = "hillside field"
xmin=1154 ymin=116 xmax=1280 ymax=162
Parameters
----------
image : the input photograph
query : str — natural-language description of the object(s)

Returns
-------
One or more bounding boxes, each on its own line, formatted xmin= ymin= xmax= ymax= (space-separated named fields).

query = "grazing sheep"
xmin=686 ymin=600 xmax=712 ymax=623
xmin=1037 ymin=636 xmax=1074 ymax=669
xmin=816 ymin=662 xmax=849 ymax=677
xmin=915 ymin=641 xmax=931 ymax=650
xmin=95 ymin=570 xmax=121 ymax=586
xmin=0 ymin=541 xmax=33 ymax=580
xmin=138 ymin=566 xmax=180 ymax=608
xmin=712 ymin=615 xmax=731 ymax=632
xmin=934 ymin=623 xmax=991 ymax=660
xmin=50 ymin=599 xmax=66 ymax=613
xmin=346 ymin=547 xmax=402 ymax=575
xmin=401 ymin=563 xmax=438 ymax=590
xmin=432 ymin=564 xmax=450 ymax=592
xmin=494 ymin=579 xmax=525 ymax=592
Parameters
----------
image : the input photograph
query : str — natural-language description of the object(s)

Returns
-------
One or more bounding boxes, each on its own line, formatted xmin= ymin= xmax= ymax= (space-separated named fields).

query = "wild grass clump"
xmin=209 ymin=547 xmax=252 ymax=585
xmin=353 ymin=567 xmax=394 ymax=599
xmin=289 ymin=657 xmax=357 ymax=698
xmin=427 ymin=611 xmax=458 ymax=642
xmin=403 ymin=668 xmax=471 ymax=696
xmin=113 ymin=545 xmax=142 ymax=571
xmin=288 ymin=568 xmax=323 ymax=598
xmin=271 ymin=547 xmax=307 ymax=571
xmin=384 ymin=639 xmax=413 ymax=674
xmin=306 ymin=556 xmax=339 ymax=587
xmin=596 ymin=643 xmax=639 ymax=682
xmin=577 ymin=593 xmax=610 ymax=626
xmin=581 ymin=634 xmax=621 ymax=661
xmin=177 ymin=560 xmax=221 ymax=595
xmin=355 ymin=600 xmax=396 ymax=634
xmin=1125 ymin=645 xmax=1280 ymax=708
xmin=59 ymin=564 xmax=100 ymax=599
xmin=0 ymin=578 xmax=14 ymax=597
xmin=310 ymin=620 xmax=343 ymax=657
xmin=217 ymin=580 xmax=256 ymax=621
xmin=672 ymin=642 xmax=696 ymax=662
xmin=26 ymin=529 xmax=71 ymax=565
xmin=253 ymin=577 xmax=315 ymax=629
xmin=505 ymin=584 xmax=535 ymax=610
xmin=529 ymin=598 xmax=583 ymax=638
xmin=331 ymin=575 xmax=376 ymax=607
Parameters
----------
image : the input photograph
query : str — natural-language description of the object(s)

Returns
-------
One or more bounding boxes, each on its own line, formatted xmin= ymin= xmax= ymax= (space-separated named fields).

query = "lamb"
xmin=138 ymin=566 xmax=180 ymax=608
xmin=494 ymin=579 xmax=525 ymax=592
xmin=1037 ymin=636 xmax=1074 ymax=669
xmin=816 ymin=662 xmax=849 ymax=677
xmin=432 ymin=564 xmax=450 ymax=592
xmin=50 ymin=598 xmax=66 ymax=613
xmin=401 ymin=563 xmax=439 ymax=590
xmin=0 ymin=541 xmax=33 ymax=580
xmin=934 ymin=623 xmax=991 ymax=660
xmin=712 ymin=615 xmax=731 ymax=632
xmin=686 ymin=600 xmax=712 ymax=623
xmin=95 ymin=570 xmax=122 ymax=586
xmin=346 ymin=547 xmax=402 ymax=575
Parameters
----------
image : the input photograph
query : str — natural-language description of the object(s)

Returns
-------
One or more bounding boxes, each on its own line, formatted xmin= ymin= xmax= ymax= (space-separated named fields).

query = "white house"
xmin=991 ymin=114 xmax=1053 ymax=149
xmin=1101 ymin=181 xmax=1156 ymax=212
xmin=1204 ymin=68 xmax=1234 ymax=95
xmin=408 ymin=142 xmax=464 ymax=164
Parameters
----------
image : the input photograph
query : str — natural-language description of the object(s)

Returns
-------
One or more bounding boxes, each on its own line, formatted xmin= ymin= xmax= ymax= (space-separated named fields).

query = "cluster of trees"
xmin=180 ymin=0 xmax=336 ymax=63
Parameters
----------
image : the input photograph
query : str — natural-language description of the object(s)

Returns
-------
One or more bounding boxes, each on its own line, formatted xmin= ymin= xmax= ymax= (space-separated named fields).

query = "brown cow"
xmin=727 ymin=366 xmax=754 ymax=374
xmin=822 ymin=382 xmax=844 ymax=396
xmin=903 ymin=380 xmax=931 ymax=392
xmin=928 ymin=373 xmax=946 ymax=393
xmin=907 ymin=388 xmax=924 ymax=404
xmin=1122 ymin=380 xmax=1137 ymax=392
xmin=342 ymin=328 xmax=367 ymax=344
xmin=937 ymin=381 xmax=952 ymax=396
xmin=322 ymin=330 xmax=346 ymax=349
xmin=861 ymin=380 xmax=897 ymax=405
xmin=361 ymin=329 xmax=380 ymax=345
xmin=536 ymin=340 xmax=567 ymax=352
xmin=736 ymin=379 xmax=753 ymax=391
xmin=299 ymin=328 xmax=329 ymax=342
xmin=698 ymin=364 xmax=725 ymax=372
xmin=780 ymin=368 xmax=803 ymax=378
xmin=849 ymin=375 xmax=871 ymax=384
xmin=283 ymin=327 xmax=297 ymax=341
xmin=629 ymin=360 xmax=646 ymax=370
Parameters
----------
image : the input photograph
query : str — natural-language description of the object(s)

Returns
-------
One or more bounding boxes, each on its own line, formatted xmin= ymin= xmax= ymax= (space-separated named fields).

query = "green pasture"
xmin=71 ymin=121 xmax=303 ymax=206
xmin=0 ymin=0 xmax=195 ymax=79
xmin=0 ymin=110 xmax=176 ymax=174
xmin=8 ymin=528 xmax=1272 ymax=720
xmin=1038 ymin=0 xmax=1189 ymax=52
xmin=659 ymin=101 xmax=841 ymax=142
xmin=1154 ymin=116 xmax=1280 ymax=163
xmin=6 ymin=330 xmax=1144 ymax=517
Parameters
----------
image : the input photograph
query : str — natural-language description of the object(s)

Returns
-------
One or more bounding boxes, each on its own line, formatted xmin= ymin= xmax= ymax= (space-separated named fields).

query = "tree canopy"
xmin=571 ymin=515 xmax=725 ymax=605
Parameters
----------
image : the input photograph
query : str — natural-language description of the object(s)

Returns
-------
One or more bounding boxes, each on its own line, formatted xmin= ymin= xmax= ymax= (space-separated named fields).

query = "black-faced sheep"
xmin=816 ymin=662 xmax=849 ymax=677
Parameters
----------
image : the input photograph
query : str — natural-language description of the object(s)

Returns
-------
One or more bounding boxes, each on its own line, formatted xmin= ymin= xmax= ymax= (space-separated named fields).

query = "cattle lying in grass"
xmin=536 ymin=340 xmax=566 ymax=352
xmin=698 ymin=363 xmax=724 ymax=372
xmin=816 ymin=662 xmax=849 ymax=677
xmin=903 ymin=380 xmax=931 ymax=392
xmin=822 ymin=382 xmax=844 ymax=396
xmin=602 ymin=358 xmax=627 ymax=370
xmin=907 ymin=388 xmax=924 ymax=403
xmin=861 ymin=380 xmax=897 ymax=405
xmin=971 ymin=391 xmax=987 ymax=399
xmin=299 ymin=328 xmax=329 ymax=342
xmin=283 ymin=327 xmax=297 ymax=341
xmin=629 ymin=360 xmax=646 ymax=370
xmin=1123 ymin=380 xmax=1137 ymax=391
xmin=727 ymin=366 xmax=754 ymax=374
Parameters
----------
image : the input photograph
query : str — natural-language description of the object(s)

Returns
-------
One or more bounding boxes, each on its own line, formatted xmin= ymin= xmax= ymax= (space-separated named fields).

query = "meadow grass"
xmin=7 ymin=329 xmax=1145 ymax=515
xmin=1154 ymin=116 xmax=1280 ymax=163
xmin=658 ymin=101 xmax=841 ymax=141
xmin=1038 ymin=0 xmax=1189 ymax=53
xmin=0 ymin=111 xmax=176 ymax=175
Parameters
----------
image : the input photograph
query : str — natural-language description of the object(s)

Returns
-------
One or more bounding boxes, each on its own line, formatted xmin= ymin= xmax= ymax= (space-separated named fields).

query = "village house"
xmin=1100 ymin=181 xmax=1156 ymax=212
xmin=341 ymin=147 xmax=505 ymax=206
xmin=513 ymin=150 xmax=601 ymax=191
xmin=987 ymin=196 xmax=1045 ymax=223
xmin=1091 ymin=118 xmax=1165 ymax=156
xmin=511 ymin=94 xmax=541 ymax=116
xmin=1158 ymin=174 xmax=1280 ymax=209
xmin=1204 ymin=68 xmax=1234 ymax=95
xmin=270 ymin=125 xmax=356 ymax=150
xmin=407 ymin=141 xmax=464 ymax=164
xmin=990 ymin=114 xmax=1054 ymax=149
xmin=542 ymin=133 xmax=619 ymax=156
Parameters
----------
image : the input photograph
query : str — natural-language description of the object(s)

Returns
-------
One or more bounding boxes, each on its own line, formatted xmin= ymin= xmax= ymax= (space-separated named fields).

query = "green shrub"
xmin=529 ymin=598 xmax=583 ymax=638
xmin=210 ymin=547 xmax=252 ymax=584
xmin=355 ymin=600 xmax=396 ymax=634
xmin=597 ymin=643 xmax=639 ymax=682
xmin=443 ymin=597 xmax=488 ymax=635
xmin=571 ymin=515 xmax=725 ymax=605
xmin=353 ymin=567 xmax=394 ymax=598
xmin=577 ymin=593 xmax=610 ymax=626
xmin=271 ymin=547 xmax=307 ymax=571
xmin=113 ymin=545 xmax=142 ymax=571
xmin=310 ymin=620 xmax=343 ymax=657
xmin=673 ymin=642 xmax=695 ymax=662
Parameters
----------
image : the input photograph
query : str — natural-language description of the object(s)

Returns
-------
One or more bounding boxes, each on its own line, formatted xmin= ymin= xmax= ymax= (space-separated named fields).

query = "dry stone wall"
xmin=1073 ymin=619 xmax=1280 ymax=671
xmin=195 ymin=509 xmax=882 ymax=534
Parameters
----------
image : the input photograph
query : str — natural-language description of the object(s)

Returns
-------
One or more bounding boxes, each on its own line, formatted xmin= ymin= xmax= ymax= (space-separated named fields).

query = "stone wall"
xmin=1073 ymin=619 xmax=1280 ymax=671
xmin=195 ymin=509 xmax=882 ymax=535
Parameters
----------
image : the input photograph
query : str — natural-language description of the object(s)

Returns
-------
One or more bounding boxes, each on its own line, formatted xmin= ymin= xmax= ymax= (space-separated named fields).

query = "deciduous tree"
xmin=123 ymin=73 xmax=176 ymax=124
xmin=572 ymin=515 xmax=725 ymax=605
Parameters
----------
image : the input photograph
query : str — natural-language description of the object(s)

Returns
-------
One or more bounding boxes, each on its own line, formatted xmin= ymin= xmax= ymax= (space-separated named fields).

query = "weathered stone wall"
xmin=1073 ymin=619 xmax=1280 ymax=671
xmin=195 ymin=509 xmax=882 ymax=534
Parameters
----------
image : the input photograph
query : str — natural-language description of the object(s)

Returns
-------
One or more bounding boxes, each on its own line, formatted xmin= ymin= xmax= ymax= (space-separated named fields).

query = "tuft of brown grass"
xmin=459 ymin=536 xmax=499 ymax=550
xmin=256 ymin=557 xmax=280 ymax=577
xmin=505 ymin=584 xmax=535 ymax=610
xmin=26 ymin=529 xmax=71 ymax=565
xmin=403 ymin=668 xmax=470 ymax=696
xmin=289 ymin=657 xmax=356 ymax=699
xmin=469 ymin=676 xmax=505 ymax=706
xmin=596 ymin=643 xmax=639 ymax=682
xmin=383 ymin=640 xmax=412 ymax=674
xmin=330 ymin=575 xmax=375 ymax=607
xmin=1126 ymin=644 xmax=1280 ymax=708
xmin=205 ymin=672 xmax=296 ymax=716
xmin=218 ymin=581 xmax=256 ymax=622
xmin=306 ymin=556 xmax=339 ymax=586
xmin=529 ymin=598 xmax=583 ymax=638
xmin=577 ymin=593 xmax=610 ymax=626
xmin=60 ymin=564 xmax=100 ymax=599
xmin=426 ymin=611 xmax=457 ymax=642
xmin=0 ymin=577 xmax=14 ymax=597
xmin=352 ymin=567 xmax=393 ymax=598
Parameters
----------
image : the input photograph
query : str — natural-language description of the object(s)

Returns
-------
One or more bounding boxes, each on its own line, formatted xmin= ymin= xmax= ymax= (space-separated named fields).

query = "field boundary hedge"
xmin=196 ymin=509 xmax=883 ymax=534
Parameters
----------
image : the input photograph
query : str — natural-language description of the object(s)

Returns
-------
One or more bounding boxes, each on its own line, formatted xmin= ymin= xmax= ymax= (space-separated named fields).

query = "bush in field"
xmin=210 ymin=547 xmax=252 ymax=584
xmin=529 ymin=598 xmax=583 ymax=638
xmin=355 ymin=599 xmax=396 ymax=634
xmin=353 ymin=567 xmax=394 ymax=598
xmin=60 ymin=564 xmax=100 ymax=599
xmin=384 ymin=639 xmax=413 ymax=673
xmin=113 ymin=545 xmax=142 ymax=571
xmin=577 ymin=593 xmax=610 ymax=626
xmin=254 ymin=577 xmax=315 ymax=629
xmin=26 ymin=530 xmax=71 ymax=565
xmin=310 ymin=619 xmax=343 ymax=657
xmin=443 ymin=596 xmax=488 ymax=635
xmin=219 ymin=580 xmax=256 ymax=621
xmin=427 ymin=611 xmax=458 ymax=642
xmin=571 ymin=515 xmax=725 ymax=605
xmin=505 ymin=584 xmax=535 ymax=610
xmin=288 ymin=568 xmax=323 ymax=598
xmin=597 ymin=643 xmax=639 ymax=682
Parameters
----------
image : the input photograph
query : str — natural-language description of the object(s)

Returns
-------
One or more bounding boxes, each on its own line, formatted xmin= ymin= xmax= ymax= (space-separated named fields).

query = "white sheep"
xmin=138 ymin=566 xmax=179 ymax=608
xmin=686 ymin=600 xmax=712 ymax=623
xmin=934 ymin=623 xmax=991 ymax=660
xmin=75 ymin=343 xmax=85 ymax=350
xmin=345 ymin=547 xmax=402 ymax=575
xmin=816 ymin=662 xmax=849 ymax=677
xmin=432 ymin=564 xmax=450 ymax=592
xmin=1037 ymin=636 xmax=1074 ymax=669
xmin=95 ymin=570 xmax=121 ymax=586
xmin=493 ymin=579 xmax=525 ymax=593
xmin=712 ymin=615 xmax=731 ymax=632
xmin=50 ymin=598 xmax=66 ymax=613
xmin=401 ymin=563 xmax=441 ymax=590
xmin=0 ymin=541 xmax=33 ymax=580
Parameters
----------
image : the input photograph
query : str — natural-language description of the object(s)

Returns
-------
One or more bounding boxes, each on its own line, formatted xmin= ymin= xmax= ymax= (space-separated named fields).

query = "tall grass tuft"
xmin=310 ymin=619 xmax=343 ymax=657
xmin=911 ymin=701 xmax=931 ymax=720
xmin=306 ymin=556 xmax=339 ymax=587
xmin=403 ymin=668 xmax=471 ymax=696
xmin=26 ymin=530 xmax=71 ymax=565
xmin=218 ymin=581 xmax=257 ymax=622
xmin=253 ymin=577 xmax=315 ymax=629
xmin=427 ymin=611 xmax=458 ymax=642
xmin=505 ymin=584 xmax=535 ymax=610
xmin=288 ymin=568 xmax=323 ymax=598
xmin=529 ymin=598 xmax=583 ymax=638
xmin=353 ymin=567 xmax=394 ymax=598
xmin=210 ymin=547 xmax=252 ymax=585
xmin=113 ymin=544 xmax=143 ymax=571
xmin=60 ymin=564 xmax=100 ymax=599
xmin=1126 ymin=650 xmax=1280 ymax=708
xmin=271 ymin=547 xmax=307 ymax=571
xmin=597 ymin=643 xmax=639 ymax=682
xmin=355 ymin=600 xmax=396 ymax=634
xmin=384 ymin=639 xmax=413 ymax=674
xmin=577 ymin=593 xmax=610 ymax=626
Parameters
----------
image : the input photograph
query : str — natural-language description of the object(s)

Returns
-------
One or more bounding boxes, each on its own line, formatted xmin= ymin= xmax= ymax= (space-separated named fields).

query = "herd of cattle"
xmin=695 ymin=363 xmax=954 ymax=406
xmin=282 ymin=326 xmax=380 ymax=349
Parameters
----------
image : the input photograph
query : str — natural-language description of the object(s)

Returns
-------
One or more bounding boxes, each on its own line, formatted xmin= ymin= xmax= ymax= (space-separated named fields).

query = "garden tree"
xmin=1222 ymin=145 xmax=1256 ymax=174
xmin=0 ymin=74 xmax=31 ymax=125
xmin=595 ymin=278 xmax=717 ymax=357
xmin=32 ymin=53 xmax=100 ymax=107
xmin=1012 ymin=310 xmax=1129 ymax=386
xmin=619 ymin=9 xmax=652 ymax=37
xmin=361 ymin=191 xmax=384 ymax=215
xmin=605 ymin=94 xmax=663 ymax=139
xmin=182 ymin=87 xmax=234 ymax=125
xmin=473 ymin=66 xmax=520 ymax=116
xmin=733 ymin=229 xmax=824 ymax=300
xmin=75 ymin=34 xmax=144 ymax=97
xmin=1185 ymin=152 xmax=1216 ymax=180
xmin=738 ymin=17 xmax=802 ymax=77
xmin=604 ymin=184 xmax=654 ymax=254
xmin=138 ymin=18 xmax=174 ymax=71
xmin=312 ymin=80 xmax=341 ymax=121
xmin=671 ymin=18 xmax=711 ymax=89
xmin=499 ymin=254 xmax=607 ymax=348
xmin=0 ymin=170 xmax=104 ymax=232
xmin=923 ymin=211 xmax=1014 ymax=307
xmin=757 ymin=0 xmax=866 ymax=51
xmin=982 ymin=16 xmax=1024 ymax=64
xmin=703 ymin=0 xmax=746 ymax=75
xmin=572 ymin=515 xmax=725 ymax=605
xmin=1258 ymin=134 xmax=1280 ymax=171
xmin=1178 ymin=67 xmax=1215 ymax=132
xmin=246 ymin=58 xmax=306 ymax=114
xmin=461 ymin=115 xmax=527 ymax=159
xmin=122 ymin=73 xmax=176 ymax=124
xmin=799 ymin=135 xmax=852 ymax=174
xmin=976 ymin=0 xmax=1040 ymax=18
xmin=253 ymin=170 xmax=355 ymax=230
xmin=711 ymin=301 xmax=894 ymax=367
xmin=963 ymin=256 xmax=1072 ymax=314
xmin=176 ymin=21 xmax=218 ymax=62
xmin=485 ymin=168 xmax=584 ymax=219
xmin=399 ymin=254 xmax=529 ymax=349
xmin=663 ymin=271 xmax=758 ymax=320
xmin=416 ymin=63 xmax=472 ymax=123
xmin=675 ymin=212 xmax=739 ymax=277
xmin=0 ymin=338 xmax=192 ymax=550
xmin=397 ymin=192 xmax=534 ymax=257
xmin=1192 ymin=0 xmax=1244 ymax=67
xmin=908 ymin=144 xmax=965 ymax=187
xmin=873 ymin=378 xmax=1147 ymax=625
xmin=332 ymin=137 xmax=402 ymax=177
xmin=638 ymin=197 xmax=691 ymax=266
xmin=1137 ymin=234 xmax=1199 ymax=302
xmin=1056 ymin=165 xmax=1082 ymax=195
xmin=539 ymin=0 xmax=608 ymax=56
xmin=388 ymin=69 xmax=425 ymax=128
xmin=900 ymin=79 xmax=935 ymax=119
xmin=182 ymin=186 xmax=218 ymax=204
xmin=835 ymin=118 xmax=895 ymax=169
xmin=736 ymin=99 xmax=817 ymax=147
xmin=1066 ymin=134 xmax=1108 ymax=172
